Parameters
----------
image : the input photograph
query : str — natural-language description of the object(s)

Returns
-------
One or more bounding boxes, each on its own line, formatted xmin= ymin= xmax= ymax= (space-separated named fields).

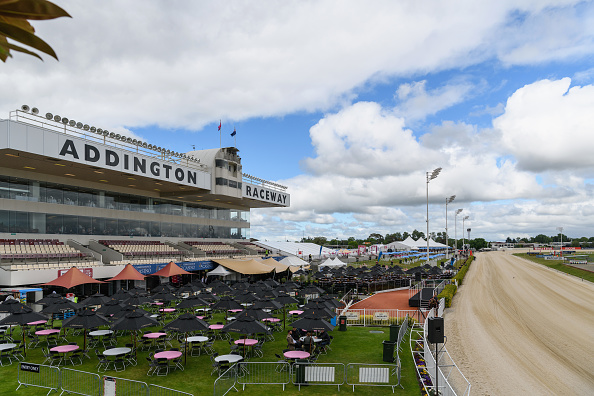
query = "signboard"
xmin=59 ymin=268 xmax=92 ymax=277
xmin=20 ymin=363 xmax=40 ymax=373
xmin=345 ymin=312 xmax=360 ymax=321
xmin=242 ymin=182 xmax=290 ymax=207
xmin=373 ymin=312 xmax=389 ymax=321
xmin=103 ymin=377 xmax=116 ymax=396
xmin=133 ymin=260 xmax=214 ymax=275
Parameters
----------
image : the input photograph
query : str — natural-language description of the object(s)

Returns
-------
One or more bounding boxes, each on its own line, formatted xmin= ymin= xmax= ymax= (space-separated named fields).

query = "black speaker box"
xmin=414 ymin=272 xmax=421 ymax=281
xmin=427 ymin=317 xmax=444 ymax=344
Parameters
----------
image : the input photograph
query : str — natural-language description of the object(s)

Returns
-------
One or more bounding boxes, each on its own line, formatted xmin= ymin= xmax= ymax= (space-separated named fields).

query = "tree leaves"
xmin=0 ymin=0 xmax=70 ymax=62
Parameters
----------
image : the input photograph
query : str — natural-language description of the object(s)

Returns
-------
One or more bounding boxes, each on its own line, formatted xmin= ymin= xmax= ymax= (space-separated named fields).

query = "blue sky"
xmin=3 ymin=1 xmax=594 ymax=242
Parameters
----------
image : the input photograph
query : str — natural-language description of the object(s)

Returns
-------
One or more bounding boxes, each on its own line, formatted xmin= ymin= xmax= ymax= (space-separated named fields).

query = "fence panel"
xmin=396 ymin=314 xmax=409 ymax=352
xmin=346 ymin=363 xmax=402 ymax=392
xmin=61 ymin=367 xmax=102 ymax=396
xmin=103 ymin=376 xmax=148 ymax=396
xmin=292 ymin=362 xmax=345 ymax=391
xmin=16 ymin=362 xmax=60 ymax=395
xmin=149 ymin=384 xmax=193 ymax=396
xmin=236 ymin=361 xmax=291 ymax=391
xmin=339 ymin=309 xmax=417 ymax=327
xmin=213 ymin=363 xmax=238 ymax=396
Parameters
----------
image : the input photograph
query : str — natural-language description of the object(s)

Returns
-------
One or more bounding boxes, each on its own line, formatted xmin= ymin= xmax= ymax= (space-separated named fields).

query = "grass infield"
xmin=515 ymin=253 xmax=594 ymax=283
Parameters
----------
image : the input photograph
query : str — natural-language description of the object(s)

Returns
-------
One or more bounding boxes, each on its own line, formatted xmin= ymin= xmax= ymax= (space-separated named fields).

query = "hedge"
xmin=452 ymin=255 xmax=475 ymax=285
xmin=437 ymin=284 xmax=457 ymax=308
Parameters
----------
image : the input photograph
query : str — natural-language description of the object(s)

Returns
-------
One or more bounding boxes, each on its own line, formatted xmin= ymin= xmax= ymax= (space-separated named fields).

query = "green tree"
xmin=0 ymin=0 xmax=70 ymax=62
xmin=411 ymin=229 xmax=425 ymax=240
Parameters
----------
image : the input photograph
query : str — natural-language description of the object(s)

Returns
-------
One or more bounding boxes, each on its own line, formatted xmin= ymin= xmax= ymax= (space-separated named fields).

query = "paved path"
xmin=445 ymin=251 xmax=594 ymax=395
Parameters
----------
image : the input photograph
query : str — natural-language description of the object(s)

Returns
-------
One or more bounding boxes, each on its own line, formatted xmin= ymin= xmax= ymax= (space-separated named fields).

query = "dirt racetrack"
xmin=445 ymin=251 xmax=594 ymax=395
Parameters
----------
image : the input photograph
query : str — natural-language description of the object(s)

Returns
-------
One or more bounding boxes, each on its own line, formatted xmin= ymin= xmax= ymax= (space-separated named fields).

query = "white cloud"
xmin=395 ymin=80 xmax=475 ymax=120
xmin=495 ymin=78 xmax=594 ymax=172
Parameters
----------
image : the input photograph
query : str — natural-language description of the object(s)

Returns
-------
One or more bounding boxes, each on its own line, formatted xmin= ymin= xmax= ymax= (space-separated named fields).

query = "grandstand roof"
xmin=253 ymin=241 xmax=336 ymax=258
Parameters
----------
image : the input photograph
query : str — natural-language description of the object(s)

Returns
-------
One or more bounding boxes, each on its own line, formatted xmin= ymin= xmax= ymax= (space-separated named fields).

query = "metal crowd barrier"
xmin=16 ymin=363 xmax=191 ymax=396
xmin=60 ymin=367 xmax=102 ymax=396
xmin=346 ymin=363 xmax=402 ymax=392
xmin=213 ymin=363 xmax=238 ymax=396
xmin=236 ymin=361 xmax=291 ymax=391
xmin=292 ymin=362 xmax=345 ymax=391
xmin=148 ymin=384 xmax=193 ymax=396
xmin=17 ymin=362 xmax=60 ymax=395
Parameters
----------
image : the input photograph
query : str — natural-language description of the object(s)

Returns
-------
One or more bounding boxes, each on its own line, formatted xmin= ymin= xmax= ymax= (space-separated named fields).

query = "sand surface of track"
xmin=445 ymin=251 xmax=594 ymax=395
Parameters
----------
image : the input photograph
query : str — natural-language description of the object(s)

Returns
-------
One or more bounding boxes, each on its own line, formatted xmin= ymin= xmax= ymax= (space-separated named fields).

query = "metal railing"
xmin=60 ymin=367 xmax=102 ymax=396
xmin=292 ymin=362 xmax=345 ymax=391
xmin=338 ymin=308 xmax=425 ymax=326
xmin=346 ymin=363 xmax=402 ymax=392
xmin=236 ymin=361 xmax=291 ymax=391
xmin=396 ymin=314 xmax=410 ymax=352
xmin=17 ymin=362 xmax=60 ymax=395
xmin=16 ymin=363 xmax=191 ymax=396
xmin=213 ymin=363 xmax=238 ymax=396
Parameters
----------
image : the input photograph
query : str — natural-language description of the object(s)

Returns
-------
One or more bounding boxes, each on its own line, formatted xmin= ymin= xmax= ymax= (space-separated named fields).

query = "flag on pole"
xmin=218 ymin=120 xmax=221 ymax=131
xmin=230 ymin=128 xmax=236 ymax=137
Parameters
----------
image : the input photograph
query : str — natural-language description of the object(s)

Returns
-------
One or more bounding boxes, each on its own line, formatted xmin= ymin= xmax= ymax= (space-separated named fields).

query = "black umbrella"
xmin=163 ymin=313 xmax=210 ymax=364
xmin=111 ymin=288 xmax=131 ymax=302
xmin=111 ymin=305 xmax=150 ymax=321
xmin=301 ymin=307 xmax=335 ymax=320
xmin=151 ymin=291 xmax=178 ymax=302
xmin=302 ymin=285 xmax=325 ymax=295
xmin=124 ymin=295 xmax=153 ymax=306
xmin=0 ymin=299 xmax=32 ymax=313
xmin=62 ymin=309 xmax=110 ymax=350
xmin=252 ymin=298 xmax=283 ymax=311
xmin=0 ymin=306 xmax=48 ymax=356
xmin=110 ymin=310 xmax=159 ymax=350
xmin=196 ymin=292 xmax=218 ymax=303
xmin=291 ymin=313 xmax=335 ymax=332
xmin=274 ymin=294 xmax=299 ymax=330
xmin=151 ymin=284 xmax=174 ymax=293
xmin=211 ymin=296 xmax=243 ymax=311
xmin=235 ymin=291 xmax=260 ymax=304
xmin=35 ymin=292 xmax=65 ymax=306
xmin=235 ymin=306 xmax=270 ymax=321
xmin=176 ymin=296 xmax=209 ymax=310
xmin=96 ymin=299 xmax=124 ymax=316
xmin=178 ymin=283 xmax=202 ymax=294
xmin=80 ymin=293 xmax=110 ymax=307
xmin=40 ymin=299 xmax=81 ymax=314
xmin=222 ymin=316 xmax=270 ymax=357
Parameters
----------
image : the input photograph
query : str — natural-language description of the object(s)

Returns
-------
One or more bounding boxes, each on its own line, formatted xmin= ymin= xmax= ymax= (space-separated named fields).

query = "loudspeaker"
xmin=427 ymin=317 xmax=444 ymax=344
xmin=414 ymin=272 xmax=421 ymax=281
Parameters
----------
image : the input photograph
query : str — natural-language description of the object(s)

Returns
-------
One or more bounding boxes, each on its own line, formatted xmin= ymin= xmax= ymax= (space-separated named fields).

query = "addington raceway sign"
xmin=0 ymin=120 xmax=210 ymax=190
xmin=242 ymin=182 xmax=290 ymax=207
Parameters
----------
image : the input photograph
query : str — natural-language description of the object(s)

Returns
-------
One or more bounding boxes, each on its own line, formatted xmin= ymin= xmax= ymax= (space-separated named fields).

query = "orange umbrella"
xmin=106 ymin=264 xmax=146 ymax=281
xmin=150 ymin=261 xmax=192 ymax=277
xmin=39 ymin=267 xmax=105 ymax=288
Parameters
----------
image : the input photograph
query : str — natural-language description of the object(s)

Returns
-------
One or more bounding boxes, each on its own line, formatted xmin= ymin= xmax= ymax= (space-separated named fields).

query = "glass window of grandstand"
xmin=46 ymin=214 xmax=63 ymax=234
xmin=63 ymin=188 xmax=78 ymax=206
xmin=217 ymin=208 xmax=231 ymax=221
xmin=150 ymin=221 xmax=161 ymax=237
xmin=92 ymin=217 xmax=106 ymax=235
xmin=0 ymin=210 xmax=8 ymax=232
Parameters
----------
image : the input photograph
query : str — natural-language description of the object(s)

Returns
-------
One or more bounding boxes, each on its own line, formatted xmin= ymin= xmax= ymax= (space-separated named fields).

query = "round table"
xmin=51 ymin=345 xmax=79 ymax=353
xmin=27 ymin=320 xmax=47 ymax=326
xmin=228 ymin=309 xmax=242 ymax=313
xmin=151 ymin=302 xmax=164 ymax=306
xmin=89 ymin=330 xmax=113 ymax=337
xmin=35 ymin=329 xmax=60 ymax=336
xmin=143 ymin=332 xmax=167 ymax=339
xmin=289 ymin=310 xmax=303 ymax=315
xmin=262 ymin=318 xmax=281 ymax=323
xmin=283 ymin=350 xmax=310 ymax=359
xmin=154 ymin=350 xmax=182 ymax=360
xmin=209 ymin=324 xmax=224 ymax=330
xmin=159 ymin=308 xmax=176 ymax=313
xmin=196 ymin=316 xmax=205 ymax=320
xmin=103 ymin=347 xmax=131 ymax=356
xmin=299 ymin=336 xmax=322 ymax=343
xmin=0 ymin=343 xmax=16 ymax=352
xmin=196 ymin=308 xmax=211 ymax=312
xmin=234 ymin=339 xmax=258 ymax=346
xmin=215 ymin=354 xmax=243 ymax=363
xmin=186 ymin=336 xmax=208 ymax=343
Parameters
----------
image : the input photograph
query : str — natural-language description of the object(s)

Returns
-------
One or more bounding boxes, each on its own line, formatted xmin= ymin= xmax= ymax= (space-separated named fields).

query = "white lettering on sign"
xmin=373 ymin=312 xmax=389 ymax=321
xmin=242 ymin=183 xmax=290 ymax=206
xmin=345 ymin=312 xmax=360 ymax=321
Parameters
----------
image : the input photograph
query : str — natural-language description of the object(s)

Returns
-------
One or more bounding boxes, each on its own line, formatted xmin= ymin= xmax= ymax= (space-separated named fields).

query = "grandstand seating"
xmin=98 ymin=240 xmax=186 ymax=259
xmin=0 ymin=239 xmax=90 ymax=262
xmin=185 ymin=241 xmax=244 ymax=257
xmin=238 ymin=241 xmax=267 ymax=254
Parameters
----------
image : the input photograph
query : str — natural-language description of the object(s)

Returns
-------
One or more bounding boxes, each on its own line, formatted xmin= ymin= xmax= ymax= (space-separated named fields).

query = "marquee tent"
xmin=279 ymin=256 xmax=309 ymax=267
xmin=212 ymin=259 xmax=275 ymax=275
xmin=207 ymin=265 xmax=232 ymax=277
xmin=260 ymin=258 xmax=291 ymax=272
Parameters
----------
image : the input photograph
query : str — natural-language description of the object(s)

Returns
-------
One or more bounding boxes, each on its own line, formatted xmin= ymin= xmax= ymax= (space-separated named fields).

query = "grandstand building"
xmin=0 ymin=106 xmax=290 ymax=291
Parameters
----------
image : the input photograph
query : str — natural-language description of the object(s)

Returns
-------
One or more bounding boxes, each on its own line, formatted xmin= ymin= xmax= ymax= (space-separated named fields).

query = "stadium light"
xmin=454 ymin=209 xmax=463 ymax=257
xmin=445 ymin=195 xmax=456 ymax=260
xmin=557 ymin=226 xmax=564 ymax=258
xmin=462 ymin=216 xmax=469 ymax=254
xmin=426 ymin=167 xmax=442 ymax=264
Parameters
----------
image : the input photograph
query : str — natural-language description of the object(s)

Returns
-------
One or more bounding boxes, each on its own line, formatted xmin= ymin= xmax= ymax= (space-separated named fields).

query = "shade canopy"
xmin=62 ymin=309 xmax=110 ymax=329
xmin=150 ymin=262 xmax=192 ymax=277
xmin=0 ymin=306 xmax=48 ymax=326
xmin=163 ymin=313 xmax=209 ymax=333
xmin=291 ymin=313 xmax=335 ymax=332
xmin=106 ymin=264 xmax=146 ymax=281
xmin=0 ymin=299 xmax=31 ymax=313
xmin=222 ymin=316 xmax=270 ymax=335
xmin=80 ymin=293 xmax=110 ymax=307
xmin=111 ymin=310 xmax=158 ymax=331
xmin=39 ymin=267 xmax=105 ymax=288
xmin=212 ymin=259 xmax=275 ymax=275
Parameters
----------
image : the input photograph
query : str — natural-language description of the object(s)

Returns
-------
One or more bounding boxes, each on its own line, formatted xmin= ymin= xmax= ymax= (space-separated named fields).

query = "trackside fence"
xmin=16 ymin=362 xmax=60 ymax=395
xmin=292 ymin=362 xmax=345 ymax=391
xmin=60 ymin=367 xmax=102 ymax=396
xmin=396 ymin=314 xmax=410 ymax=353
xmin=236 ymin=361 xmax=291 ymax=391
xmin=213 ymin=364 xmax=238 ymax=396
xmin=337 ymin=308 xmax=425 ymax=326
xmin=346 ymin=363 xmax=402 ymax=392
xmin=16 ymin=363 xmax=192 ymax=396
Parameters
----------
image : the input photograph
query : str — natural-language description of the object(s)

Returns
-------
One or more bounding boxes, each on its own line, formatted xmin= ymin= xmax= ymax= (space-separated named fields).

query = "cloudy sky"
xmin=3 ymin=0 xmax=594 ymax=242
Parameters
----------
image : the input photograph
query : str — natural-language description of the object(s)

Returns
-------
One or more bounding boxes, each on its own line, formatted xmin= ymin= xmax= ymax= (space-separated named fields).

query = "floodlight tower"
xmin=462 ymin=216 xmax=469 ymax=253
xmin=557 ymin=226 xmax=564 ymax=258
xmin=445 ymin=195 xmax=456 ymax=260
xmin=426 ymin=167 xmax=442 ymax=264
xmin=454 ymin=209 xmax=463 ymax=258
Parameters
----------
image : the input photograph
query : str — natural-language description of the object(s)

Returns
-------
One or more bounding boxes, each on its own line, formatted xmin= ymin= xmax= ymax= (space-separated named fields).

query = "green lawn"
xmin=515 ymin=253 xmax=594 ymax=283
xmin=1 ymin=311 xmax=422 ymax=395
